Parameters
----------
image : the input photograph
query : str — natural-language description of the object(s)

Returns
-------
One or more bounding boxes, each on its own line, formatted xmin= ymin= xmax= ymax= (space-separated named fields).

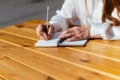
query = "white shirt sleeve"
xmin=90 ymin=22 xmax=120 ymax=40
xmin=49 ymin=0 xmax=78 ymax=32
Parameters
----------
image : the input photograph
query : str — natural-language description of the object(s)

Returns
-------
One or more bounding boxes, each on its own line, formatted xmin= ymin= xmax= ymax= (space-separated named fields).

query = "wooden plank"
xmin=90 ymin=39 xmax=120 ymax=48
xmin=0 ymin=41 xmax=118 ymax=80
xmin=0 ymin=76 xmax=5 ymax=80
xmin=0 ymin=31 xmax=36 ymax=47
xmin=0 ymin=28 xmax=120 ymax=79
xmin=14 ymin=19 xmax=45 ymax=30
xmin=0 ymin=53 xmax=49 ymax=80
xmin=67 ymin=40 xmax=120 ymax=61
xmin=1 ymin=26 xmax=38 ymax=40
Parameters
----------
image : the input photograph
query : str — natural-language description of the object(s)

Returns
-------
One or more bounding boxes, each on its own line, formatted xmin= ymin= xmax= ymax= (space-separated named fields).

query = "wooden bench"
xmin=0 ymin=19 xmax=120 ymax=80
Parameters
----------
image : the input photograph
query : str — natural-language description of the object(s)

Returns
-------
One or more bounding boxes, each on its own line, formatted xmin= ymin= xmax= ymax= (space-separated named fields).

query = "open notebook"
xmin=35 ymin=32 xmax=88 ymax=47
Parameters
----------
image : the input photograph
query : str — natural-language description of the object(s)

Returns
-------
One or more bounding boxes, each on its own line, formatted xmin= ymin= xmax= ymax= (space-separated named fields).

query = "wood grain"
xmin=0 ymin=76 xmax=5 ymax=80
xmin=1 ymin=26 xmax=38 ymax=40
xmin=0 ymin=27 xmax=120 ymax=79
xmin=15 ymin=19 xmax=46 ymax=29
xmin=0 ymin=41 xmax=118 ymax=80
xmin=0 ymin=19 xmax=120 ymax=80
xmin=0 ymin=53 xmax=48 ymax=80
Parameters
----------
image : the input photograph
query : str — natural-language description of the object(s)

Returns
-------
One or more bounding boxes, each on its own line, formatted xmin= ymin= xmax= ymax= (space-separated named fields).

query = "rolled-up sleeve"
xmin=49 ymin=0 xmax=78 ymax=32
xmin=90 ymin=22 xmax=120 ymax=40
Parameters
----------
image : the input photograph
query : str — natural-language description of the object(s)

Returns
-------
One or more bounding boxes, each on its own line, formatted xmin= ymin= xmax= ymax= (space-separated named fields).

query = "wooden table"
xmin=0 ymin=20 xmax=120 ymax=80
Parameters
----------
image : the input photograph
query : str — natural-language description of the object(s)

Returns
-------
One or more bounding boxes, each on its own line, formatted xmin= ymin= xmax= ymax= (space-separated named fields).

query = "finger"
xmin=36 ymin=24 xmax=49 ymax=40
xmin=77 ymin=33 xmax=86 ymax=40
xmin=37 ymin=24 xmax=45 ymax=31
xmin=40 ymin=36 xmax=44 ymax=40
xmin=48 ymin=26 xmax=54 ymax=39
xmin=66 ymin=36 xmax=80 ymax=42
xmin=41 ymin=32 xmax=48 ymax=40
xmin=63 ymin=29 xmax=73 ymax=34
xmin=36 ymin=30 xmax=46 ymax=40
xmin=59 ymin=29 xmax=74 ymax=38
xmin=36 ymin=24 xmax=45 ymax=38
xmin=60 ymin=32 xmax=74 ymax=39
xmin=38 ymin=31 xmax=48 ymax=40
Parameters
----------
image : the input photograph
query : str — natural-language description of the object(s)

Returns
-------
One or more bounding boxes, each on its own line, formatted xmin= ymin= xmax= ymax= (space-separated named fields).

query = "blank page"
xmin=35 ymin=32 xmax=61 ymax=47
xmin=35 ymin=38 xmax=59 ymax=47
xmin=59 ymin=40 xmax=88 ymax=46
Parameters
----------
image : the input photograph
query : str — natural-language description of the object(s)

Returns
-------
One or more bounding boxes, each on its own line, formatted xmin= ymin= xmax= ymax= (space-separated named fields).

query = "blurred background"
xmin=0 ymin=0 xmax=64 ymax=28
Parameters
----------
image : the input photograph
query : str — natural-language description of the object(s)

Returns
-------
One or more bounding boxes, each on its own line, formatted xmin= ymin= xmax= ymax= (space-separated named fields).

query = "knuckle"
xmin=78 ymin=30 xmax=81 ymax=33
xmin=38 ymin=24 xmax=43 ymax=27
xmin=73 ymin=26 xmax=78 ymax=29
xmin=76 ymin=36 xmax=79 ymax=38
xmin=64 ymin=30 xmax=68 ymax=33
xmin=70 ymin=33 xmax=73 ymax=36
xmin=67 ymin=29 xmax=71 ymax=33
xmin=72 ymin=37 xmax=76 ymax=39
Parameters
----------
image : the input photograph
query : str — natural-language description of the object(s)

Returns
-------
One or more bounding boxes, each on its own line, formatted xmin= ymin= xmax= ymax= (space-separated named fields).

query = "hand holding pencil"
xmin=36 ymin=6 xmax=54 ymax=40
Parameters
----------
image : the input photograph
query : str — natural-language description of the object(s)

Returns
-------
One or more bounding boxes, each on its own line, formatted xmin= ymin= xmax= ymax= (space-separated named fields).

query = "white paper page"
xmin=35 ymin=32 xmax=61 ymax=47
xmin=35 ymin=39 xmax=59 ymax=47
xmin=59 ymin=40 xmax=88 ymax=46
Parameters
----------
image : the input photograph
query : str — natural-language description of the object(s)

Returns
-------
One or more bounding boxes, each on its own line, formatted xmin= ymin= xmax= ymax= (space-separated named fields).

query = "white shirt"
xmin=49 ymin=0 xmax=120 ymax=40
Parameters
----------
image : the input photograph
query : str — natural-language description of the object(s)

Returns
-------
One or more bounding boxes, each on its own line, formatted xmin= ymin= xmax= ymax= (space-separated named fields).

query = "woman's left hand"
xmin=59 ymin=26 xmax=91 ymax=42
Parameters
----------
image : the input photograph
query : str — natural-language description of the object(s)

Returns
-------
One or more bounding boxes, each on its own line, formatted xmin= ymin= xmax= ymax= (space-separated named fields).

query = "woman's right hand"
xmin=36 ymin=24 xmax=54 ymax=40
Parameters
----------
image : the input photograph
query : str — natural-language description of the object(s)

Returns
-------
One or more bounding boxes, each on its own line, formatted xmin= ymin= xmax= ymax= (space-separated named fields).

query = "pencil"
xmin=46 ymin=6 xmax=50 ymax=32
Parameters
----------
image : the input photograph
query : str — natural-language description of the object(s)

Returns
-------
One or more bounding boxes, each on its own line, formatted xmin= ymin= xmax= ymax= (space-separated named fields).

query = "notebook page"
xmin=35 ymin=39 xmax=59 ymax=47
xmin=35 ymin=32 xmax=61 ymax=47
xmin=59 ymin=40 xmax=87 ymax=46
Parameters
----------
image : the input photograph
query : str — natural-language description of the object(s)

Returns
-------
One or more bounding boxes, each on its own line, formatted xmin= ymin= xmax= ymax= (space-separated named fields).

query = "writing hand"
xmin=36 ymin=24 xmax=54 ymax=40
